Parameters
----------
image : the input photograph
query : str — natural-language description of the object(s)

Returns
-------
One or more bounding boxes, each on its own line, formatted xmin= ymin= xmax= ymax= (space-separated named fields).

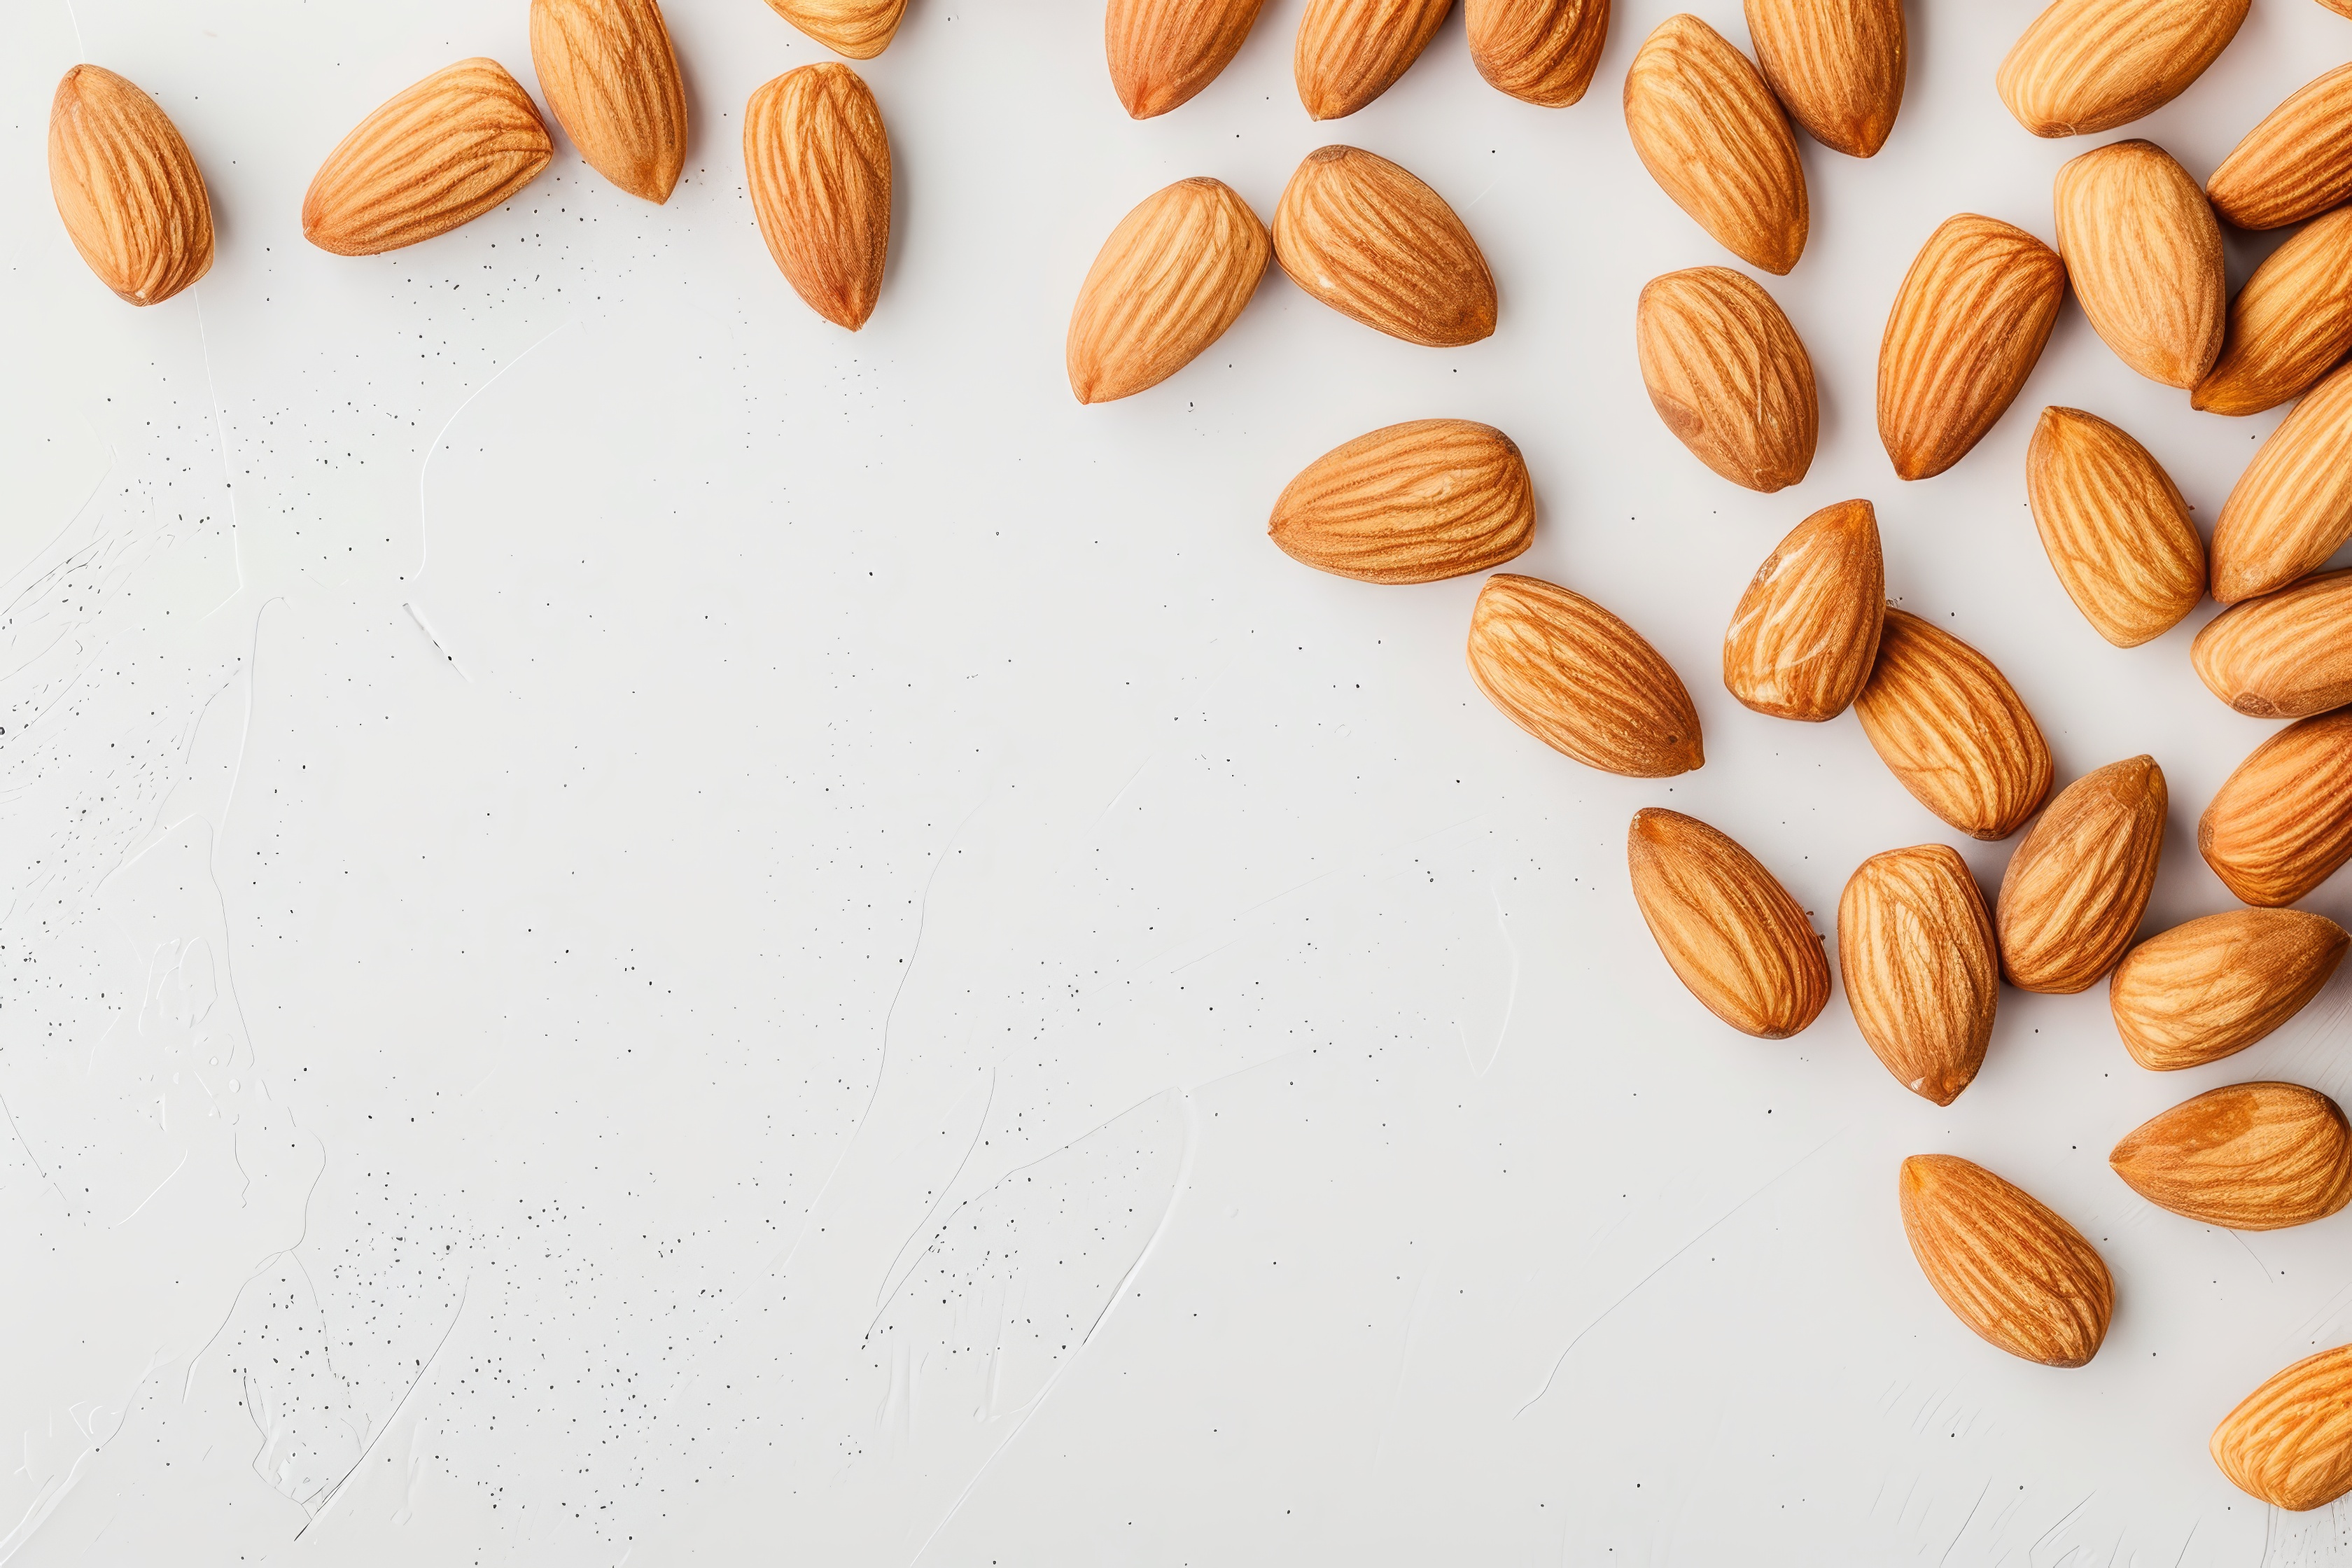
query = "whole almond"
xmin=1466 ymin=0 xmax=1610 ymax=108
xmin=2110 ymin=909 xmax=2351 ymax=1071
xmin=2209 ymin=362 xmax=2352 ymax=605
xmin=746 ymin=65 xmax=892 ymax=332
xmin=2194 ymin=570 xmax=2352 ymax=719
xmin=764 ymin=0 xmax=907 ymax=59
xmin=1623 ymin=17 xmax=1807 ymax=275
xmin=1627 ymin=808 xmax=1829 ymax=1038
xmin=1293 ymin=0 xmax=1453 ymax=120
xmin=1107 ymin=0 xmax=1265 ymax=118
xmin=47 ymin=66 xmax=212 ymax=307
xmin=2112 ymin=1082 xmax=2352 ymax=1230
xmin=2206 ymin=63 xmax=2352 ymax=231
xmin=1854 ymin=608 xmax=2053 ymax=841
xmin=2024 ymin=407 xmax=2206 ymax=648
xmin=2200 ymin=709 xmax=2352 ymax=906
xmin=2214 ymin=1346 xmax=2352 ymax=1511
xmin=2194 ymin=209 xmax=2352 ymax=417
xmin=1898 ymin=1154 xmax=2113 ymax=1368
xmin=2052 ymin=140 xmax=2223 ymax=387
xmin=530 ymin=0 xmax=686 ymax=203
xmin=1722 ymin=499 xmax=1884 ymax=721
xmin=1877 ymin=216 xmax=2068 ymax=481
xmin=1635 ymin=267 xmax=1818 ymax=493
xmin=1466 ymin=574 xmax=1703 ymax=777
xmin=1996 ymin=756 xmax=2167 ymax=994
xmin=1269 ymin=420 xmax=1533 ymax=584
xmin=1743 ymin=0 xmax=1905 ymax=157
xmin=1273 ymin=146 xmax=1495 ymax=347
xmin=302 ymin=59 xmax=552 ymax=256
xmin=1066 ymin=177 xmax=1269 ymax=405
xmin=1837 ymin=846 xmax=1998 ymax=1105
xmin=1996 ymin=0 xmax=2249 ymax=138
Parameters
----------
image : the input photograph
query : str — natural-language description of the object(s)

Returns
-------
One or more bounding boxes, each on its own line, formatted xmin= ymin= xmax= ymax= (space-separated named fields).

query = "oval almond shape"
xmin=302 ymin=59 xmax=552 ymax=257
xmin=2206 ymin=63 xmax=2352 ymax=231
xmin=2112 ymin=1082 xmax=2352 ymax=1230
xmin=530 ymin=0 xmax=686 ymax=203
xmin=1898 ymin=1154 xmax=2113 ymax=1368
xmin=1743 ymin=0 xmax=1905 ymax=157
xmin=746 ymin=64 xmax=892 ymax=333
xmin=1837 ymin=846 xmax=1998 ymax=1105
xmin=1877 ymin=216 xmax=2068 ymax=482
xmin=1269 ymin=420 xmax=1534 ymax=584
xmin=1996 ymin=755 xmax=2167 ymax=994
xmin=1107 ymin=0 xmax=1265 ymax=118
xmin=1854 ymin=608 xmax=2053 ymax=841
xmin=1996 ymin=0 xmax=2249 ymax=139
xmin=1623 ymin=16 xmax=1807 ymax=274
xmin=1466 ymin=0 xmax=1610 ymax=108
xmin=1466 ymin=574 xmax=1703 ymax=778
xmin=2209 ymin=363 xmax=2352 ymax=606
xmin=2052 ymin=140 xmax=2224 ymax=388
xmin=1273 ymin=146 xmax=1496 ymax=348
xmin=1627 ymin=808 xmax=1829 ymax=1038
xmin=2200 ymin=709 xmax=2352 ymax=906
xmin=2024 ymin=407 xmax=2206 ymax=648
xmin=1293 ymin=0 xmax=1453 ymax=120
xmin=1066 ymin=177 xmax=1269 ymax=405
xmin=47 ymin=65 xmax=212 ymax=307
xmin=764 ymin=0 xmax=906 ymax=59
xmin=1722 ymin=499 xmax=1884 ymax=721
xmin=2194 ymin=209 xmax=2352 ymax=417
xmin=2194 ymin=570 xmax=2352 ymax=720
xmin=1635 ymin=267 xmax=1818 ymax=493
xmin=2111 ymin=909 xmax=2351 ymax=1071
xmin=2214 ymin=1345 xmax=2352 ymax=1511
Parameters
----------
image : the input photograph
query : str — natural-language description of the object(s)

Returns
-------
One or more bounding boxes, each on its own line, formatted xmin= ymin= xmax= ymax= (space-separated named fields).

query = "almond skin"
xmin=2209 ymin=362 xmax=2352 ymax=605
xmin=2214 ymin=1346 xmax=2352 ymax=1511
xmin=1269 ymin=420 xmax=1533 ymax=584
xmin=1293 ymin=0 xmax=1453 ymax=120
xmin=1837 ymin=846 xmax=1998 ymax=1105
xmin=2112 ymin=1082 xmax=2352 ymax=1230
xmin=1066 ymin=177 xmax=1269 ymax=405
xmin=1898 ymin=1154 xmax=2113 ymax=1368
xmin=530 ymin=0 xmax=686 ymax=203
xmin=2194 ymin=209 xmax=2352 ymax=417
xmin=1722 ymin=499 xmax=1884 ymax=722
xmin=746 ymin=64 xmax=892 ymax=332
xmin=2200 ymin=709 xmax=2352 ymax=906
xmin=2194 ymin=570 xmax=2352 ymax=720
xmin=1877 ymin=216 xmax=2068 ymax=482
xmin=764 ymin=0 xmax=907 ymax=59
xmin=1107 ymin=0 xmax=1264 ymax=118
xmin=1273 ymin=146 xmax=1496 ymax=348
xmin=303 ymin=59 xmax=552 ymax=256
xmin=1627 ymin=808 xmax=1829 ymax=1039
xmin=2111 ymin=910 xmax=2351 ymax=1071
xmin=47 ymin=65 xmax=212 ymax=306
xmin=1466 ymin=0 xmax=1610 ymax=108
xmin=2052 ymin=140 xmax=2223 ymax=388
xmin=2024 ymin=407 xmax=2206 ymax=648
xmin=1466 ymin=574 xmax=1703 ymax=778
xmin=1743 ymin=0 xmax=1905 ymax=158
xmin=1622 ymin=15 xmax=1808 ymax=274
xmin=1996 ymin=0 xmax=2249 ymax=139
xmin=1635 ymin=267 xmax=1817 ymax=493
xmin=1996 ymin=756 xmax=2166 ymax=995
xmin=2206 ymin=62 xmax=2352 ymax=231
xmin=1854 ymin=608 xmax=2053 ymax=841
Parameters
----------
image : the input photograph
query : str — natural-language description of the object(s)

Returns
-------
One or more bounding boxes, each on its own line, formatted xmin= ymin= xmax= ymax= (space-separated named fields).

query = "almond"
xmin=302 ymin=59 xmax=552 ymax=256
xmin=1293 ymin=0 xmax=1452 ymax=120
xmin=1466 ymin=0 xmax=1610 ymax=108
xmin=2208 ymin=362 xmax=2352 ymax=605
xmin=2111 ymin=910 xmax=2351 ymax=1071
xmin=2194 ymin=570 xmax=2352 ymax=720
xmin=2112 ymin=1082 xmax=2352 ymax=1230
xmin=2199 ymin=709 xmax=2352 ymax=906
xmin=1066 ymin=177 xmax=1269 ymax=405
xmin=1877 ymin=216 xmax=2068 ymax=481
xmin=1626 ymin=808 xmax=1829 ymax=1039
xmin=1466 ymin=574 xmax=1703 ymax=777
xmin=1837 ymin=846 xmax=1998 ymax=1105
xmin=1722 ymin=499 xmax=1884 ymax=721
xmin=530 ymin=0 xmax=686 ymax=203
xmin=763 ymin=0 xmax=907 ymax=59
xmin=2206 ymin=62 xmax=2352 ymax=231
xmin=2051 ymin=140 xmax=2223 ymax=387
xmin=2194 ymin=209 xmax=2352 ymax=417
xmin=746 ymin=65 xmax=892 ymax=333
xmin=2024 ymin=407 xmax=2206 ymax=648
xmin=1268 ymin=420 xmax=1534 ymax=584
xmin=1996 ymin=0 xmax=2249 ymax=139
xmin=1623 ymin=16 xmax=1807 ymax=275
xmin=1273 ymin=146 xmax=1495 ymax=347
xmin=1996 ymin=756 xmax=2166 ymax=994
xmin=1898 ymin=1154 xmax=2113 ymax=1368
xmin=1107 ymin=0 xmax=1265 ymax=118
xmin=1853 ymin=608 xmax=2052 ymax=841
xmin=2213 ymin=1346 xmax=2352 ymax=1511
xmin=1634 ymin=267 xmax=1817 ymax=493
xmin=1743 ymin=0 xmax=1905 ymax=158
xmin=46 ymin=66 xmax=212 ymax=307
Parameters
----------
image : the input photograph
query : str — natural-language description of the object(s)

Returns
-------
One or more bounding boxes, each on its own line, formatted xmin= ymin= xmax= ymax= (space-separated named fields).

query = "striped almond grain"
xmin=1065 ymin=178 xmax=1268 ymax=404
xmin=1635 ymin=267 xmax=1817 ymax=492
xmin=1996 ymin=756 xmax=2166 ymax=994
xmin=1721 ymin=499 xmax=1884 ymax=721
xmin=764 ymin=0 xmax=906 ymax=58
xmin=2024 ymin=407 xmax=2206 ymax=648
xmin=2111 ymin=909 xmax=2350 ymax=1070
xmin=1622 ymin=15 xmax=1808 ymax=274
xmin=1627 ymin=808 xmax=1829 ymax=1039
xmin=1898 ymin=1154 xmax=2113 ymax=1368
xmin=2323 ymin=0 xmax=2352 ymax=15
xmin=1466 ymin=0 xmax=1610 ymax=108
xmin=2214 ymin=1348 xmax=2352 ymax=1511
xmin=1268 ymin=420 xmax=1533 ymax=584
xmin=2194 ymin=571 xmax=2352 ymax=719
xmin=1837 ymin=846 xmax=1998 ymax=1105
xmin=47 ymin=66 xmax=212 ymax=307
xmin=1996 ymin=0 xmax=2249 ymax=138
xmin=1877 ymin=216 xmax=2068 ymax=481
xmin=530 ymin=0 xmax=686 ymax=202
xmin=1466 ymin=574 xmax=1702 ymax=778
xmin=2207 ymin=63 xmax=2352 ymax=230
xmin=1854 ymin=608 xmax=2052 ymax=841
xmin=302 ymin=59 xmax=552 ymax=256
xmin=1293 ymin=0 xmax=1454 ymax=120
xmin=2200 ymin=710 xmax=2352 ymax=906
xmin=1273 ymin=146 xmax=1495 ymax=347
xmin=1107 ymin=0 xmax=1264 ymax=118
xmin=746 ymin=65 xmax=891 ymax=332
xmin=1743 ymin=0 xmax=1905 ymax=157
xmin=2112 ymin=1082 xmax=2352 ymax=1229
xmin=2210 ymin=363 xmax=2352 ymax=605
xmin=2194 ymin=209 xmax=2352 ymax=416
xmin=2052 ymin=140 xmax=2224 ymax=387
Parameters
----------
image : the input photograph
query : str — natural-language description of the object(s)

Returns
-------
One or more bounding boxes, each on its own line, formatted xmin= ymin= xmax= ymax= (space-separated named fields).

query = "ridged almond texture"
xmin=1293 ymin=0 xmax=1453 ymax=120
xmin=1066 ymin=177 xmax=1269 ymax=404
xmin=2206 ymin=63 xmax=2352 ymax=231
xmin=47 ymin=65 xmax=212 ymax=307
xmin=2194 ymin=570 xmax=2352 ymax=720
xmin=1635 ymin=267 xmax=1818 ymax=493
xmin=1466 ymin=0 xmax=1610 ymax=108
xmin=1996 ymin=0 xmax=2249 ymax=138
xmin=2052 ymin=140 xmax=2224 ymax=388
xmin=530 ymin=0 xmax=686 ymax=203
xmin=2194 ymin=209 xmax=2352 ymax=416
xmin=1273 ymin=146 xmax=1496 ymax=347
xmin=1627 ymin=808 xmax=1830 ymax=1039
xmin=1877 ymin=216 xmax=2068 ymax=481
xmin=1837 ymin=846 xmax=1998 ymax=1105
xmin=2210 ymin=363 xmax=2352 ymax=604
xmin=1466 ymin=574 xmax=1703 ymax=777
xmin=2024 ymin=407 xmax=2206 ymax=648
xmin=1898 ymin=1154 xmax=2113 ymax=1368
xmin=1996 ymin=756 xmax=2167 ymax=994
xmin=1107 ymin=0 xmax=1265 ymax=118
xmin=1722 ymin=499 xmax=1884 ymax=721
xmin=302 ymin=59 xmax=552 ymax=257
xmin=1743 ymin=0 xmax=1905 ymax=157
xmin=2110 ymin=909 xmax=2351 ymax=1071
xmin=1853 ymin=608 xmax=2053 ymax=841
xmin=746 ymin=64 xmax=892 ymax=332
xmin=764 ymin=0 xmax=907 ymax=59
xmin=2213 ymin=1346 xmax=2352 ymax=1511
xmin=1623 ymin=17 xmax=1807 ymax=275
xmin=2200 ymin=709 xmax=2352 ymax=906
xmin=2112 ymin=1082 xmax=2352 ymax=1230
xmin=1268 ymin=420 xmax=1534 ymax=584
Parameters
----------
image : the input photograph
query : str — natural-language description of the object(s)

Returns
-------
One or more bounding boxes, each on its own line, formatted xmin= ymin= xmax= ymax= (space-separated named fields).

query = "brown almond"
xmin=2209 ymin=362 xmax=2352 ymax=605
xmin=1627 ymin=808 xmax=1828 ymax=1038
xmin=2199 ymin=709 xmax=2352 ymax=906
xmin=2111 ymin=909 xmax=2351 ymax=1071
xmin=2214 ymin=1346 xmax=2352 ymax=1511
xmin=764 ymin=0 xmax=907 ymax=59
xmin=1622 ymin=15 xmax=1808 ymax=274
xmin=1273 ymin=146 xmax=1496 ymax=348
xmin=1635 ymin=267 xmax=1818 ymax=493
xmin=46 ymin=65 xmax=212 ymax=307
xmin=1065 ymin=177 xmax=1269 ymax=405
xmin=1996 ymin=0 xmax=2249 ymax=138
xmin=2194 ymin=570 xmax=2352 ymax=720
xmin=1466 ymin=574 xmax=1703 ymax=777
xmin=746 ymin=64 xmax=892 ymax=332
xmin=2024 ymin=407 xmax=2206 ymax=648
xmin=2052 ymin=139 xmax=2223 ymax=388
xmin=302 ymin=59 xmax=552 ymax=256
xmin=1996 ymin=756 xmax=2166 ymax=994
xmin=530 ymin=0 xmax=686 ymax=203
xmin=1268 ymin=420 xmax=1533 ymax=584
xmin=2194 ymin=209 xmax=2352 ymax=417
xmin=1107 ymin=0 xmax=1265 ymax=118
xmin=1837 ymin=846 xmax=1998 ymax=1105
xmin=1853 ymin=608 xmax=2053 ymax=841
xmin=1466 ymin=0 xmax=1610 ymax=108
xmin=1293 ymin=0 xmax=1453 ymax=120
xmin=2323 ymin=0 xmax=2352 ymax=15
xmin=2206 ymin=63 xmax=2352 ymax=231
xmin=1898 ymin=1154 xmax=2113 ymax=1368
xmin=1722 ymin=499 xmax=1884 ymax=721
xmin=1877 ymin=216 xmax=2068 ymax=481
xmin=2112 ymin=1082 xmax=2352 ymax=1230
xmin=1743 ymin=0 xmax=1905 ymax=158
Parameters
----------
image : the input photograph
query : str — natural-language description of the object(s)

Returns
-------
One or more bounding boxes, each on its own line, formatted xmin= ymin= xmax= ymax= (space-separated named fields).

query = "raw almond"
xmin=2024 ymin=407 xmax=2206 ymax=648
xmin=746 ymin=64 xmax=892 ymax=332
xmin=764 ymin=0 xmax=907 ymax=59
xmin=2194 ymin=208 xmax=2352 ymax=417
xmin=1107 ymin=0 xmax=1264 ymax=118
xmin=1268 ymin=420 xmax=1533 ymax=583
xmin=1635 ymin=267 xmax=1817 ymax=493
xmin=2323 ymin=0 xmax=2352 ymax=15
xmin=2208 ymin=362 xmax=2352 ymax=605
xmin=1722 ymin=499 xmax=1884 ymax=721
xmin=2213 ymin=1346 xmax=2352 ymax=1511
xmin=2206 ymin=63 xmax=2352 ymax=231
xmin=2194 ymin=570 xmax=2352 ymax=719
xmin=1898 ymin=1154 xmax=2113 ymax=1368
xmin=1837 ymin=846 xmax=1998 ymax=1105
xmin=530 ymin=0 xmax=686 ymax=202
xmin=1996 ymin=755 xmax=2166 ymax=994
xmin=2051 ymin=139 xmax=2223 ymax=387
xmin=1466 ymin=574 xmax=1703 ymax=777
xmin=1066 ymin=177 xmax=1269 ymax=404
xmin=1743 ymin=0 xmax=1905 ymax=158
xmin=1877 ymin=216 xmax=2068 ymax=481
xmin=1273 ymin=146 xmax=1495 ymax=347
xmin=1996 ymin=0 xmax=2249 ymax=139
xmin=2111 ymin=1082 xmax=2352 ymax=1230
xmin=1466 ymin=0 xmax=1610 ymax=108
xmin=1853 ymin=608 xmax=2052 ymax=841
xmin=1623 ymin=16 xmax=1807 ymax=274
xmin=1627 ymin=808 xmax=1829 ymax=1039
xmin=2199 ymin=709 xmax=2352 ymax=906
xmin=1293 ymin=0 xmax=1453 ymax=120
xmin=47 ymin=66 xmax=212 ymax=307
xmin=2110 ymin=909 xmax=2351 ymax=1071
xmin=302 ymin=59 xmax=552 ymax=256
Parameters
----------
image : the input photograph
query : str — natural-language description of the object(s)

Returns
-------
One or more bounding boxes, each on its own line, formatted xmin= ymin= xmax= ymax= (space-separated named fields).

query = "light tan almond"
xmin=1837 ymin=846 xmax=1997 ymax=1105
xmin=1877 ymin=216 xmax=2068 ymax=481
xmin=2214 ymin=1346 xmax=2352 ymax=1511
xmin=530 ymin=0 xmax=685 ymax=203
xmin=1066 ymin=177 xmax=1269 ymax=405
xmin=2209 ymin=362 xmax=2352 ymax=605
xmin=1996 ymin=755 xmax=2166 ymax=994
xmin=764 ymin=0 xmax=907 ymax=58
xmin=2052 ymin=140 xmax=2223 ymax=387
xmin=2111 ymin=909 xmax=2351 ymax=1071
xmin=2024 ymin=407 xmax=2206 ymax=648
xmin=47 ymin=66 xmax=212 ymax=307
xmin=1466 ymin=574 xmax=1703 ymax=777
xmin=1107 ymin=0 xmax=1264 ymax=118
xmin=2112 ymin=1082 xmax=2352 ymax=1230
xmin=1623 ymin=16 xmax=1807 ymax=274
xmin=1293 ymin=0 xmax=1453 ymax=120
xmin=1722 ymin=499 xmax=1884 ymax=721
xmin=2200 ymin=709 xmax=2352 ymax=906
xmin=1996 ymin=0 xmax=2248 ymax=138
xmin=746 ymin=65 xmax=891 ymax=332
xmin=1269 ymin=420 xmax=1533 ymax=584
xmin=2194 ymin=209 xmax=2352 ymax=416
xmin=302 ymin=59 xmax=552 ymax=256
xmin=2194 ymin=570 xmax=2352 ymax=719
xmin=1743 ymin=0 xmax=1905 ymax=157
xmin=1898 ymin=1154 xmax=2113 ymax=1368
xmin=2323 ymin=0 xmax=2352 ymax=15
xmin=1627 ymin=808 xmax=1828 ymax=1038
xmin=2207 ymin=63 xmax=2352 ymax=231
xmin=1273 ymin=146 xmax=1495 ymax=347
xmin=1635 ymin=267 xmax=1817 ymax=493
xmin=1854 ymin=608 xmax=2053 ymax=841
xmin=1466 ymin=0 xmax=1610 ymax=108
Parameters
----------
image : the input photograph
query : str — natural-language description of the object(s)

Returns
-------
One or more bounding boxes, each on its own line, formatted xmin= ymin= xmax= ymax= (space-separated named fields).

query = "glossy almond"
xmin=2200 ymin=710 xmax=2352 ymax=906
xmin=1627 ymin=808 xmax=1828 ymax=1038
xmin=302 ymin=59 xmax=552 ymax=256
xmin=1898 ymin=1154 xmax=2113 ymax=1368
xmin=2214 ymin=1347 xmax=2352 ymax=1511
xmin=2194 ymin=571 xmax=2352 ymax=720
xmin=1466 ymin=574 xmax=1703 ymax=778
xmin=1837 ymin=846 xmax=1998 ymax=1105
xmin=1744 ymin=0 xmax=1905 ymax=157
xmin=1622 ymin=15 xmax=1808 ymax=274
xmin=530 ymin=0 xmax=686 ymax=202
xmin=2024 ymin=407 xmax=2206 ymax=648
xmin=47 ymin=65 xmax=212 ymax=306
xmin=1877 ymin=216 xmax=2068 ymax=481
xmin=1854 ymin=608 xmax=2053 ymax=841
xmin=2052 ymin=140 xmax=2223 ymax=387
xmin=1996 ymin=756 xmax=2166 ymax=994
xmin=1635 ymin=267 xmax=1817 ymax=493
xmin=2194 ymin=209 xmax=2352 ymax=417
xmin=2209 ymin=363 xmax=2352 ymax=605
xmin=2112 ymin=1082 xmax=2352 ymax=1230
xmin=746 ymin=65 xmax=892 ymax=332
xmin=1273 ymin=146 xmax=1495 ymax=348
xmin=1722 ymin=499 xmax=1884 ymax=721
xmin=2206 ymin=63 xmax=2352 ymax=231
xmin=2111 ymin=910 xmax=2351 ymax=1071
xmin=1467 ymin=0 xmax=1610 ymax=108
xmin=1107 ymin=0 xmax=1264 ymax=118
xmin=1294 ymin=0 xmax=1453 ymax=120
xmin=1269 ymin=420 xmax=1533 ymax=584
xmin=1996 ymin=0 xmax=2249 ymax=138
xmin=1066 ymin=177 xmax=1269 ymax=405
xmin=764 ymin=0 xmax=906 ymax=58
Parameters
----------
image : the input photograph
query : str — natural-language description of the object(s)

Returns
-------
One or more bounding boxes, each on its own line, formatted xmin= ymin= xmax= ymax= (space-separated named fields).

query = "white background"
xmin=4 ymin=0 xmax=2351 ymax=1560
